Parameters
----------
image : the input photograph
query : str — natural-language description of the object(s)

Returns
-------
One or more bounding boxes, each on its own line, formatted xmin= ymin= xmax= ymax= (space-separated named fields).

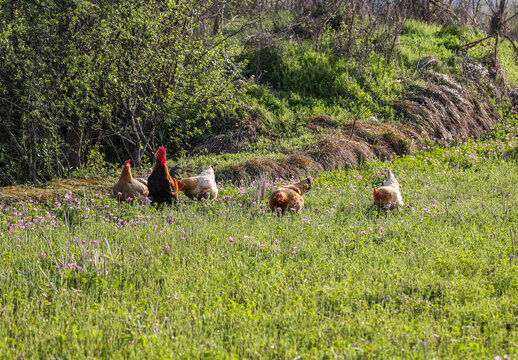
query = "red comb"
xmin=125 ymin=159 xmax=131 ymax=165
xmin=157 ymin=146 xmax=166 ymax=156
xmin=373 ymin=188 xmax=376 ymax=197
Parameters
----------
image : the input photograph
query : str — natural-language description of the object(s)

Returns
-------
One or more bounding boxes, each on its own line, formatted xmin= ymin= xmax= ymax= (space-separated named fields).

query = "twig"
xmin=511 ymin=228 xmax=516 ymax=260
xmin=151 ymin=282 xmax=162 ymax=333
xmin=41 ymin=229 xmax=65 ymax=268
xmin=136 ymin=236 xmax=147 ymax=257
xmin=457 ymin=34 xmax=494 ymax=52
xmin=457 ymin=198 xmax=471 ymax=210
xmin=199 ymin=17 xmax=259 ymax=59
xmin=349 ymin=118 xmax=358 ymax=140
xmin=503 ymin=34 xmax=518 ymax=53
xmin=444 ymin=199 xmax=460 ymax=223
xmin=501 ymin=188 xmax=509 ymax=217
xmin=480 ymin=201 xmax=499 ymax=218
xmin=37 ymin=265 xmax=55 ymax=288
xmin=104 ymin=237 xmax=115 ymax=263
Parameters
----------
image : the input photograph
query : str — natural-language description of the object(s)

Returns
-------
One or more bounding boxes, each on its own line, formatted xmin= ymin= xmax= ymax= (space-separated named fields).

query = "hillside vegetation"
xmin=1 ymin=0 xmax=518 ymax=185
xmin=186 ymin=19 xmax=517 ymax=181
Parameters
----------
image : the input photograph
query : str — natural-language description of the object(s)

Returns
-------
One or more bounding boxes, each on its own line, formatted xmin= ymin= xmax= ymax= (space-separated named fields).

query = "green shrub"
xmin=0 ymin=0 xmax=239 ymax=185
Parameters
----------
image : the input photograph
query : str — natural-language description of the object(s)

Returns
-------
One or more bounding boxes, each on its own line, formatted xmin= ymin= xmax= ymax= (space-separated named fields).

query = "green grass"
xmin=1 ymin=114 xmax=518 ymax=358
xmin=399 ymin=20 xmax=485 ymax=66
xmin=498 ymin=38 xmax=518 ymax=84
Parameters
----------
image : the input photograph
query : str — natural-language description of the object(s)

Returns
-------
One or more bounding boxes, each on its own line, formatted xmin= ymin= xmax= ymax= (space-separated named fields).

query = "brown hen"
xmin=112 ymin=159 xmax=149 ymax=202
xmin=269 ymin=178 xmax=312 ymax=214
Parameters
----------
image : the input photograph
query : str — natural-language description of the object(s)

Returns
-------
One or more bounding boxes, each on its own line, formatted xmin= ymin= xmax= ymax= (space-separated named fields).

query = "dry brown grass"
xmin=307 ymin=115 xmax=338 ymax=131
xmin=191 ymin=114 xmax=274 ymax=155
xmin=395 ymin=69 xmax=499 ymax=140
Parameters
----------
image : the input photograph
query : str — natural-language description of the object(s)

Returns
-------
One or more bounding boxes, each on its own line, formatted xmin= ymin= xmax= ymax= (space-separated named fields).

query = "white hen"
xmin=373 ymin=170 xmax=404 ymax=209
xmin=178 ymin=166 xmax=218 ymax=200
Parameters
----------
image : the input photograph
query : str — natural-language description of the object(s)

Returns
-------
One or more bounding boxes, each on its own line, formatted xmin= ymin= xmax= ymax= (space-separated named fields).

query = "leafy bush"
xmin=0 ymin=0 xmax=239 ymax=185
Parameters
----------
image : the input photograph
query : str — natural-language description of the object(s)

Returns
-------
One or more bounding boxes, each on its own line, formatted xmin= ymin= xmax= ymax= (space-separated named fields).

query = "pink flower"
xmin=164 ymin=245 xmax=170 ymax=251
xmin=40 ymin=253 xmax=46 ymax=258
xmin=228 ymin=237 xmax=235 ymax=243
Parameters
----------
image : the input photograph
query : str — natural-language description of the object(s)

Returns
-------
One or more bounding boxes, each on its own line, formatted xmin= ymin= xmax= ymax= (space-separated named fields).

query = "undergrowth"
xmin=170 ymin=19 xmax=518 ymax=178
xmin=238 ymin=19 xmax=516 ymax=130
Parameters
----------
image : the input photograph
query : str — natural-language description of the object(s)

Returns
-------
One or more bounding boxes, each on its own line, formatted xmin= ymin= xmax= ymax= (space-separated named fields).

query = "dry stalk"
xmin=444 ymin=198 xmax=460 ymax=223
xmin=501 ymin=188 xmax=509 ymax=217
xmin=254 ymin=173 xmax=268 ymax=201
xmin=480 ymin=201 xmax=499 ymax=219
xmin=510 ymin=228 xmax=516 ymax=263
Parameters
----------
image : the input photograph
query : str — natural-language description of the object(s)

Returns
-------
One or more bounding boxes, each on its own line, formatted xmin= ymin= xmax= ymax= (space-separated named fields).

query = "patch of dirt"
xmin=0 ymin=178 xmax=109 ymax=202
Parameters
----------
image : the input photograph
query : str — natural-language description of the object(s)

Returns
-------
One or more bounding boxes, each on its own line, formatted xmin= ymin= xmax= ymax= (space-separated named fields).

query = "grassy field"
xmin=0 ymin=112 xmax=517 ymax=358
